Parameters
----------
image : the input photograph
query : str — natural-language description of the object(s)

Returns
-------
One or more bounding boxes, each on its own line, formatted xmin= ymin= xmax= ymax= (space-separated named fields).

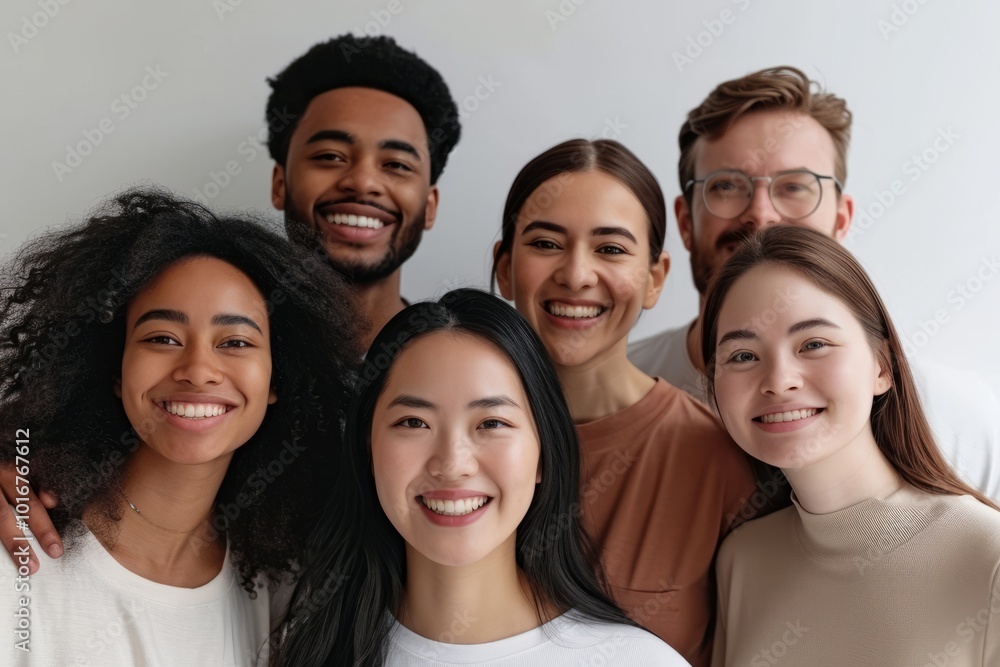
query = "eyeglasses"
xmin=685 ymin=169 xmax=843 ymax=220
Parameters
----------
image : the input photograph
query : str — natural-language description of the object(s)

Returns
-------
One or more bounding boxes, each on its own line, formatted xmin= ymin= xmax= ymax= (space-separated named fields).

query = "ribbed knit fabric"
xmin=713 ymin=484 xmax=1000 ymax=666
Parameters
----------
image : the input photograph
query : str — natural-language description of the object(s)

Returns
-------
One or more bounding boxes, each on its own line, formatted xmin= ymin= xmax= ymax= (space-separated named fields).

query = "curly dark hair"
xmin=265 ymin=34 xmax=461 ymax=184
xmin=0 ymin=187 xmax=363 ymax=591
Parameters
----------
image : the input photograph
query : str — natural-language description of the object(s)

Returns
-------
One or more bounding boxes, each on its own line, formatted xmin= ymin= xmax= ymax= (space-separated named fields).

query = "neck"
xmin=554 ymin=340 xmax=655 ymax=423
xmin=783 ymin=426 xmax=902 ymax=514
xmin=400 ymin=537 xmax=549 ymax=644
xmin=353 ymin=269 xmax=407 ymax=351
xmin=89 ymin=447 xmax=228 ymax=587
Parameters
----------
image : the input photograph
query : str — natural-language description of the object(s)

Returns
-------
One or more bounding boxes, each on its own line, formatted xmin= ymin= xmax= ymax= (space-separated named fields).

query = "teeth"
xmin=421 ymin=496 xmax=489 ymax=516
xmin=760 ymin=408 xmax=819 ymax=424
xmin=546 ymin=303 xmax=603 ymax=318
xmin=163 ymin=402 xmax=229 ymax=419
xmin=324 ymin=213 xmax=385 ymax=229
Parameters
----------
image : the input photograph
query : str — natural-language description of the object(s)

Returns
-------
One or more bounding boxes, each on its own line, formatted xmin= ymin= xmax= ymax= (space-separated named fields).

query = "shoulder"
xmin=550 ymin=615 xmax=690 ymax=665
xmin=912 ymin=360 xmax=1000 ymax=500
xmin=718 ymin=505 xmax=796 ymax=563
xmin=628 ymin=324 xmax=687 ymax=357
xmin=930 ymin=493 xmax=1000 ymax=552
xmin=643 ymin=382 xmax=747 ymax=460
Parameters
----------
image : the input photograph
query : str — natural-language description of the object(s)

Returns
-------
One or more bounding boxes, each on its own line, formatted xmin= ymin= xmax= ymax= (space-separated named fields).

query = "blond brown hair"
xmin=678 ymin=66 xmax=852 ymax=203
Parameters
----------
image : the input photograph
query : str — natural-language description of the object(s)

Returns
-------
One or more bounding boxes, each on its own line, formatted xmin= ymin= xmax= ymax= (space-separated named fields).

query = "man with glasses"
xmin=630 ymin=66 xmax=1000 ymax=500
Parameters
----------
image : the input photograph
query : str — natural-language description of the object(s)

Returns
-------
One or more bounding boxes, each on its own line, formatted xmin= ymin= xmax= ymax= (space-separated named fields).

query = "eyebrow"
xmin=521 ymin=221 xmax=638 ymax=244
xmin=717 ymin=318 xmax=840 ymax=346
xmin=133 ymin=310 xmax=263 ymax=334
xmin=386 ymin=394 xmax=520 ymax=410
xmin=213 ymin=314 xmax=264 ymax=334
xmin=468 ymin=395 xmax=519 ymax=410
xmin=305 ymin=130 xmax=422 ymax=161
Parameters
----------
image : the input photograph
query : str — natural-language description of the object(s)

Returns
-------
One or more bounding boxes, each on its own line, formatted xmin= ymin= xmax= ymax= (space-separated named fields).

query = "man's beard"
xmin=284 ymin=199 xmax=425 ymax=285
xmin=689 ymin=229 xmax=751 ymax=295
xmin=331 ymin=217 xmax=424 ymax=283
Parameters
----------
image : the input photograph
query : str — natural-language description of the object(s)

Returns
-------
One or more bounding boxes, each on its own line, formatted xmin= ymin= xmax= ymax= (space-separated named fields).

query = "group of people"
xmin=0 ymin=34 xmax=998 ymax=667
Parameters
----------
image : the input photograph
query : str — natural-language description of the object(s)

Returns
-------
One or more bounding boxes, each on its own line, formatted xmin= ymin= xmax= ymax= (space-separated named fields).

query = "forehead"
xmin=128 ymin=257 xmax=268 ymax=323
xmin=694 ymin=109 xmax=838 ymax=176
xmin=290 ymin=86 xmax=429 ymax=151
xmin=382 ymin=332 xmax=526 ymax=403
xmin=518 ymin=170 xmax=648 ymax=232
xmin=719 ymin=264 xmax=853 ymax=332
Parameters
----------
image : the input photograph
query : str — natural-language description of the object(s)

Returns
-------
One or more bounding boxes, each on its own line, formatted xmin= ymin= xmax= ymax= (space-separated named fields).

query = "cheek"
xmin=495 ymin=441 xmax=540 ymax=502
xmin=250 ymin=361 xmax=274 ymax=400
xmin=713 ymin=370 xmax=751 ymax=423
xmin=371 ymin=441 xmax=415 ymax=507
xmin=610 ymin=263 xmax=648 ymax=302
xmin=510 ymin=255 xmax=545 ymax=295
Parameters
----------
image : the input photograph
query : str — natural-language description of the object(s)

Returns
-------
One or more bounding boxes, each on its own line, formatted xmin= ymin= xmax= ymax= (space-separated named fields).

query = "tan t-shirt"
xmin=577 ymin=378 xmax=757 ymax=667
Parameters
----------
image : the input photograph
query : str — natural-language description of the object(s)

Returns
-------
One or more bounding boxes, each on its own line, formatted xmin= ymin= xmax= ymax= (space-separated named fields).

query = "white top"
xmin=629 ymin=322 xmax=1000 ymax=501
xmin=1 ymin=526 xmax=275 ymax=666
xmin=385 ymin=611 xmax=690 ymax=666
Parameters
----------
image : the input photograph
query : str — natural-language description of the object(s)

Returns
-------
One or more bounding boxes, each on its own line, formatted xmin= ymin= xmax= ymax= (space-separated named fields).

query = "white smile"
xmin=757 ymin=408 xmax=820 ymax=424
xmin=161 ymin=402 xmax=231 ymax=419
xmin=421 ymin=496 xmax=490 ymax=516
xmin=545 ymin=302 xmax=605 ymax=319
xmin=324 ymin=213 xmax=385 ymax=229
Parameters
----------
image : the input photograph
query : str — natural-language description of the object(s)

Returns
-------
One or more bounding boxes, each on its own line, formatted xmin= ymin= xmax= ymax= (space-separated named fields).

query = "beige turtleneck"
xmin=712 ymin=484 xmax=1000 ymax=666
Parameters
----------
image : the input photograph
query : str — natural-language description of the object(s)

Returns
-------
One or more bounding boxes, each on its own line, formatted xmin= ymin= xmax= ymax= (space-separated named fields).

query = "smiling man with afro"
xmin=266 ymin=34 xmax=462 ymax=348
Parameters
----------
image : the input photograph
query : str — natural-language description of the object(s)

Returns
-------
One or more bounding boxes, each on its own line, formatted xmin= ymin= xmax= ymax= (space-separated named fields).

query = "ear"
xmin=535 ymin=459 xmax=542 ymax=485
xmin=271 ymin=164 xmax=286 ymax=211
xmin=268 ymin=386 xmax=278 ymax=405
xmin=873 ymin=339 xmax=893 ymax=397
xmin=422 ymin=185 xmax=439 ymax=231
xmin=832 ymin=192 xmax=854 ymax=242
xmin=675 ymin=195 xmax=694 ymax=251
xmin=113 ymin=378 xmax=122 ymax=398
xmin=494 ymin=240 xmax=514 ymax=300
xmin=643 ymin=250 xmax=670 ymax=309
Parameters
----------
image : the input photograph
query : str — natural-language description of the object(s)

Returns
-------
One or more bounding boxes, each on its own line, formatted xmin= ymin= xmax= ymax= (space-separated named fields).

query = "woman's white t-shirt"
xmin=0 ymin=526 xmax=275 ymax=666
xmin=385 ymin=611 xmax=690 ymax=666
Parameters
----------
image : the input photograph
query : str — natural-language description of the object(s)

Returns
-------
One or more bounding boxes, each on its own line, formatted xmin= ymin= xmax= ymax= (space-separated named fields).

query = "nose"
xmin=171 ymin=342 xmax=224 ymax=386
xmin=427 ymin=432 xmax=478 ymax=481
xmin=738 ymin=179 xmax=782 ymax=231
xmin=759 ymin=352 xmax=802 ymax=397
xmin=337 ymin=158 xmax=383 ymax=197
xmin=553 ymin=247 xmax=597 ymax=292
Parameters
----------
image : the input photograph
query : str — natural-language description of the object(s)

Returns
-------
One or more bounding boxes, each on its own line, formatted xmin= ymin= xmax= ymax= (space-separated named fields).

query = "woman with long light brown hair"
xmin=702 ymin=225 xmax=1000 ymax=665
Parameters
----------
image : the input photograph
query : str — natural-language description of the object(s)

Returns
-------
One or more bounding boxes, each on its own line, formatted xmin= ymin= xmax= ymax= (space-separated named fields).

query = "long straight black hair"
xmin=271 ymin=288 xmax=631 ymax=666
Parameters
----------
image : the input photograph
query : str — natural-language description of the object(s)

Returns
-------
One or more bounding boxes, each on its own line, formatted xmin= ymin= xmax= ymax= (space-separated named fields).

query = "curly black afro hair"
xmin=0 ymin=187 xmax=363 ymax=592
xmin=265 ymin=34 xmax=461 ymax=184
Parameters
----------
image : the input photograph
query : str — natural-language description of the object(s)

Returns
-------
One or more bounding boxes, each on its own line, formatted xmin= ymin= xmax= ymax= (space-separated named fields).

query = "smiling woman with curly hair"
xmin=0 ymin=188 xmax=361 ymax=664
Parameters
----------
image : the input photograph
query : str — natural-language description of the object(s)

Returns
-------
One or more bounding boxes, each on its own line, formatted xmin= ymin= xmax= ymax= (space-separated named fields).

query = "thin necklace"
xmin=116 ymin=478 xmax=208 ymax=534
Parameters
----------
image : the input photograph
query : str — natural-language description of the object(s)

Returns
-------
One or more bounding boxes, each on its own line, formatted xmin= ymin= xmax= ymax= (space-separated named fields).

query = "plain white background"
xmin=1 ymin=0 xmax=998 ymax=391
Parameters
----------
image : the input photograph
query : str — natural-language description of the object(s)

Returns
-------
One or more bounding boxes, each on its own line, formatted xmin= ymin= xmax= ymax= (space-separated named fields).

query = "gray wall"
xmin=2 ymin=0 xmax=998 ymax=388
